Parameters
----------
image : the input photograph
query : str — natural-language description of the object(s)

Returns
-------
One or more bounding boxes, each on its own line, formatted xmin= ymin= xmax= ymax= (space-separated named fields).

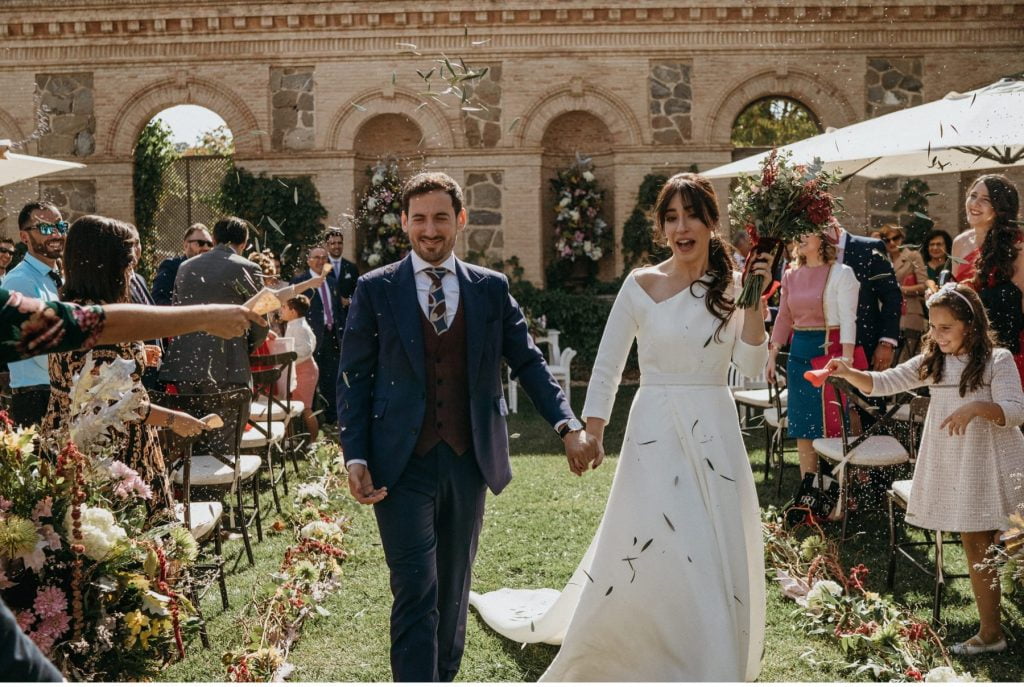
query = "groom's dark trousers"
xmin=338 ymin=255 xmax=575 ymax=682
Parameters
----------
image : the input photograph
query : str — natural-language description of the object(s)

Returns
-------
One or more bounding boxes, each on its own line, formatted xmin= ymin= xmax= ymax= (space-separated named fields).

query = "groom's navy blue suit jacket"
xmin=337 ymin=255 xmax=573 ymax=494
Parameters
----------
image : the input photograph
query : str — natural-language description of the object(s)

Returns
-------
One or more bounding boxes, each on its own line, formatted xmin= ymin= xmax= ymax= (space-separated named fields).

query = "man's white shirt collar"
xmin=410 ymin=252 xmax=457 ymax=276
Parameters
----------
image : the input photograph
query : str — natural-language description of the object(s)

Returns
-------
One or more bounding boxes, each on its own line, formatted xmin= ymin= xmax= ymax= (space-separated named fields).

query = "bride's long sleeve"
xmin=581 ymin=278 xmax=640 ymax=422
xmin=730 ymin=301 xmax=769 ymax=380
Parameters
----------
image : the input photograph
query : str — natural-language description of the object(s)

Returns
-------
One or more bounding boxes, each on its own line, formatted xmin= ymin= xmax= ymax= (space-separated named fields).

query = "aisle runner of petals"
xmin=762 ymin=506 xmax=976 ymax=682
xmin=223 ymin=442 xmax=350 ymax=682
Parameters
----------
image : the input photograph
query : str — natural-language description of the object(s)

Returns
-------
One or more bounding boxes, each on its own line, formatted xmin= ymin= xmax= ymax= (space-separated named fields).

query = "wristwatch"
xmin=557 ymin=419 xmax=584 ymax=439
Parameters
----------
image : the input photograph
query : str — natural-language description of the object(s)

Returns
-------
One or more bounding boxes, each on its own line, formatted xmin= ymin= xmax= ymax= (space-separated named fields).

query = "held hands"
xmin=563 ymin=430 xmax=602 ymax=476
xmin=346 ymin=463 xmax=388 ymax=505
xmin=939 ymin=402 xmax=979 ymax=436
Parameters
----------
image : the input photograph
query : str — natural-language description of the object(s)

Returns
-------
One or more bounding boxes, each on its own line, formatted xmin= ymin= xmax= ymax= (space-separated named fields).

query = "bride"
xmin=470 ymin=173 xmax=770 ymax=681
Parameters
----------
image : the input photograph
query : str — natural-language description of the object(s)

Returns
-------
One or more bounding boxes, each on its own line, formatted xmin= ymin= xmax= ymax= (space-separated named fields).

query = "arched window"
xmin=730 ymin=97 xmax=821 ymax=153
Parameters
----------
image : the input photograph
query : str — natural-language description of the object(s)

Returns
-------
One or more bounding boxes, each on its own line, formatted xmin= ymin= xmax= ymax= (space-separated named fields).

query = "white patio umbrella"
xmin=0 ymin=140 xmax=85 ymax=186
xmin=703 ymin=77 xmax=1024 ymax=179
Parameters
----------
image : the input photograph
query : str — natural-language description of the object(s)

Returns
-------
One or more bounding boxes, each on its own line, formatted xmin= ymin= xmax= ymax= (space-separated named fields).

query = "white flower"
xmin=67 ymin=353 xmax=146 ymax=451
xmin=583 ymin=241 xmax=593 ymax=253
xmin=65 ymin=507 xmax=126 ymax=561
xmin=371 ymin=172 xmax=384 ymax=186
xmin=925 ymin=667 xmax=976 ymax=682
xmin=366 ymin=197 xmax=378 ymax=210
xmin=590 ymin=247 xmax=603 ymax=261
xmin=582 ymin=170 xmax=595 ymax=182
xmin=569 ymin=210 xmax=580 ymax=223
xmin=296 ymin=483 xmax=329 ymax=502
xmin=802 ymin=579 xmax=843 ymax=610
xmin=558 ymin=197 xmax=571 ymax=208
xmin=381 ymin=213 xmax=398 ymax=227
xmin=299 ymin=520 xmax=342 ymax=541
xmin=367 ymin=253 xmax=381 ymax=267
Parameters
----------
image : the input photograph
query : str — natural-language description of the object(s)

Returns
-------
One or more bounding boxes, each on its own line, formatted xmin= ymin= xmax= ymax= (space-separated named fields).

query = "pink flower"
xmin=33 ymin=586 xmax=67 ymax=619
xmin=0 ymin=569 xmax=13 ymax=590
xmin=38 ymin=525 xmax=61 ymax=551
xmin=31 ymin=497 xmax=53 ymax=521
xmin=15 ymin=609 xmax=35 ymax=632
xmin=28 ymin=630 xmax=55 ymax=656
xmin=0 ymin=498 xmax=11 ymax=512
xmin=36 ymin=611 xmax=70 ymax=640
xmin=108 ymin=460 xmax=135 ymax=480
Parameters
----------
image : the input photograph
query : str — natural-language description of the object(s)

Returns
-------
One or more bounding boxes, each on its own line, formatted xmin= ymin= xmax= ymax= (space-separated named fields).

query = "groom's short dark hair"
xmin=401 ymin=172 xmax=464 ymax=216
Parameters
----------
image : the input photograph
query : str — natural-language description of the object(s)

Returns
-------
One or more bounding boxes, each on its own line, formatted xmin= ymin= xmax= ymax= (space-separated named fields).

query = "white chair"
xmin=729 ymin=362 xmax=778 ymax=428
xmin=506 ymin=328 xmax=577 ymax=411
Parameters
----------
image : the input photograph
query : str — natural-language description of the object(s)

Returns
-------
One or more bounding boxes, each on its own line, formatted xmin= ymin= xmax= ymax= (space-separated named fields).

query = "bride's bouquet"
xmin=729 ymin=149 xmax=843 ymax=308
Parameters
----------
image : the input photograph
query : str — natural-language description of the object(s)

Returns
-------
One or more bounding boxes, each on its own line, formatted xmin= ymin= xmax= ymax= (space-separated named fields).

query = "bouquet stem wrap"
xmin=736 ymin=236 xmax=785 ymax=309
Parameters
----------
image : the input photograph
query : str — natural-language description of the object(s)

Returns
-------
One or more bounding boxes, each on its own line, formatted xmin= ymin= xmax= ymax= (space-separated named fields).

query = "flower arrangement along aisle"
xmin=0 ymin=355 xmax=200 ymax=680
xmin=358 ymin=160 xmax=408 ymax=269
xmin=729 ymin=148 xmax=843 ymax=308
xmin=551 ymin=155 xmax=612 ymax=271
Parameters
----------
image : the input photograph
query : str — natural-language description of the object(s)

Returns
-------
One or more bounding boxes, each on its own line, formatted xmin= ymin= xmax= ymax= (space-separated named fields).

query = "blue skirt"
xmin=786 ymin=329 xmax=827 ymax=439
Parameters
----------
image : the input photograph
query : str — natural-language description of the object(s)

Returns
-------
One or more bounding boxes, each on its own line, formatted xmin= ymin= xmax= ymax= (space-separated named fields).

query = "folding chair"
xmin=731 ymin=364 xmax=785 ymax=430
xmin=813 ymin=378 xmax=913 ymax=541
xmin=153 ymin=387 xmax=262 ymax=566
xmin=762 ymin=352 xmax=798 ymax=495
xmin=248 ymin=354 xmax=294 ymax=513
xmin=250 ymin=351 xmax=306 ymax=471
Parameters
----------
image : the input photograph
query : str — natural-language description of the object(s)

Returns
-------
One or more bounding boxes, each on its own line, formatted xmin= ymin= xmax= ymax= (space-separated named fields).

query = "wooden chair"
xmin=884 ymin=396 xmax=969 ymax=623
xmin=813 ymin=378 xmax=913 ymax=541
xmin=250 ymin=351 xmax=306 ymax=474
xmin=153 ymin=387 xmax=262 ymax=566
xmin=762 ymin=352 xmax=798 ymax=495
xmin=248 ymin=354 xmax=294 ymax=513
xmin=730 ymin=363 xmax=783 ymax=430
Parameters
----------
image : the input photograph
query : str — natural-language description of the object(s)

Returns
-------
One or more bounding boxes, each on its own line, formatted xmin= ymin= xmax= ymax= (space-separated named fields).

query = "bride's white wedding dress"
xmin=469 ymin=272 xmax=767 ymax=681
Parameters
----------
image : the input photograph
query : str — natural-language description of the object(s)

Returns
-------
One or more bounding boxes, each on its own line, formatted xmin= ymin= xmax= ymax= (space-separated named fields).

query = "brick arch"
xmin=0 ymin=107 xmax=27 ymax=145
xmin=705 ymin=70 xmax=858 ymax=146
xmin=105 ymin=76 xmax=263 ymax=157
xmin=517 ymin=86 xmax=642 ymax=148
xmin=325 ymin=89 xmax=455 ymax=151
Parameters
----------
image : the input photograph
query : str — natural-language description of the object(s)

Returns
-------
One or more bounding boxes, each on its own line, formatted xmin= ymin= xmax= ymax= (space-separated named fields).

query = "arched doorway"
xmin=730 ymin=96 xmax=821 ymax=161
xmin=540 ymin=110 xmax=616 ymax=281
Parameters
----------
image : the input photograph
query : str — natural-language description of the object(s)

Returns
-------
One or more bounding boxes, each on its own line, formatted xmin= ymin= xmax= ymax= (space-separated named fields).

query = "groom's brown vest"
xmin=414 ymin=304 xmax=472 ymax=457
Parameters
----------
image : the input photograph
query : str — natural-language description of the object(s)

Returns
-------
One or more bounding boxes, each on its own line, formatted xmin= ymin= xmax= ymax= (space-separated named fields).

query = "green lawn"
xmin=164 ymin=384 xmax=1023 ymax=682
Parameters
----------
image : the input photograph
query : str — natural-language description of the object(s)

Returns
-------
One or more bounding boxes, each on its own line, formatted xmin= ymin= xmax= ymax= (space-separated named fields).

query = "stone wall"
xmin=648 ymin=61 xmax=692 ymax=144
xmin=462 ymin=63 xmax=502 ymax=148
xmin=463 ymin=171 xmax=503 ymax=266
xmin=270 ymin=66 xmax=314 ymax=151
xmin=39 ymin=179 xmax=96 ymax=222
xmin=35 ymin=73 xmax=94 ymax=157
xmin=865 ymin=57 xmax=923 ymax=118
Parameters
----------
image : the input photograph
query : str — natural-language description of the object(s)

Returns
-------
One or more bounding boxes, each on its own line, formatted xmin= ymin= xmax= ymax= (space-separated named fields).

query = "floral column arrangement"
xmin=551 ymin=156 xmax=611 ymax=273
xmin=358 ymin=160 xmax=408 ymax=269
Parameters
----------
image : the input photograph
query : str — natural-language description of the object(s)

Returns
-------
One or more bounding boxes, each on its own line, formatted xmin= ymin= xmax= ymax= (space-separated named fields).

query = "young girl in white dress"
xmin=827 ymin=282 xmax=1024 ymax=656
xmin=471 ymin=174 xmax=772 ymax=681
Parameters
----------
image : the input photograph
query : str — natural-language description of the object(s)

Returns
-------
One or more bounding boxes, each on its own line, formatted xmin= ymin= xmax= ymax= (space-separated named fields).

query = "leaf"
xmin=583 ymin=569 xmax=594 ymax=583
xmin=352 ymin=102 xmax=367 ymax=112
xmin=267 ymin=216 xmax=283 ymax=235
xmin=294 ymin=187 xmax=299 ymax=205
xmin=391 ymin=71 xmax=396 ymax=85
xmin=605 ymin=586 xmax=613 ymax=596
xmin=508 ymin=116 xmax=521 ymax=133
xmin=663 ymin=513 xmax=675 ymax=531
xmin=640 ymin=538 xmax=653 ymax=552
xmin=913 ymin=211 xmax=932 ymax=221
xmin=471 ymin=39 xmax=491 ymax=46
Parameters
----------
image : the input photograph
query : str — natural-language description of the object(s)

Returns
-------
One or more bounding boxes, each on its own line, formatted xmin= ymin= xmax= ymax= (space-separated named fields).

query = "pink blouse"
xmin=770 ymin=264 xmax=830 ymax=347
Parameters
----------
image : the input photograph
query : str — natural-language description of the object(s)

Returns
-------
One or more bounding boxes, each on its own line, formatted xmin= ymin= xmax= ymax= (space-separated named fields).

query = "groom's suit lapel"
xmin=384 ymin=256 xmax=426 ymax=384
xmin=456 ymin=259 xmax=487 ymax=391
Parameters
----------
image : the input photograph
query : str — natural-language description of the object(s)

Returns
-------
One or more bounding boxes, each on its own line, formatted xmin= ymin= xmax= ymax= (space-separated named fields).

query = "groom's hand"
xmin=563 ymin=430 xmax=597 ymax=476
xmin=346 ymin=463 xmax=388 ymax=504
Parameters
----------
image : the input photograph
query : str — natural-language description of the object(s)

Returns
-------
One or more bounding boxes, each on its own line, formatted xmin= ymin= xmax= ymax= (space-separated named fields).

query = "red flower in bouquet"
xmin=728 ymin=149 xmax=844 ymax=308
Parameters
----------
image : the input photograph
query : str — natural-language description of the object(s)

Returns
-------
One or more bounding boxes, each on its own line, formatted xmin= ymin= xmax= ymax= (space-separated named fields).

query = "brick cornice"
xmin=0 ymin=2 xmax=1021 ymax=42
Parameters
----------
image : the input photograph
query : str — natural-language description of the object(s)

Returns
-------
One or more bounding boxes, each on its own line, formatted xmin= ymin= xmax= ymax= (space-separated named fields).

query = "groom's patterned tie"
xmin=424 ymin=267 xmax=448 ymax=335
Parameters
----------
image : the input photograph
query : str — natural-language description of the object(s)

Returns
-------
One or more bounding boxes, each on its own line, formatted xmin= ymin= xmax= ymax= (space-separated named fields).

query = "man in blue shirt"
xmin=4 ymin=201 xmax=67 ymax=427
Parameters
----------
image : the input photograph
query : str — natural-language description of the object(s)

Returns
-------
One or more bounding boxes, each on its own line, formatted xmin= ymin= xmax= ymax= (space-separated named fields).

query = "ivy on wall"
xmin=218 ymin=166 xmax=328 ymax=277
xmin=892 ymin=178 xmax=934 ymax=247
xmin=132 ymin=120 xmax=178 ymax=280
xmin=620 ymin=172 xmax=670 ymax=272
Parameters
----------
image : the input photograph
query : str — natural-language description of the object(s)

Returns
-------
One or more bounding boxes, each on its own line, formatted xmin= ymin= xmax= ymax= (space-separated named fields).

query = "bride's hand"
xmin=590 ymin=437 xmax=605 ymax=469
xmin=743 ymin=253 xmax=773 ymax=308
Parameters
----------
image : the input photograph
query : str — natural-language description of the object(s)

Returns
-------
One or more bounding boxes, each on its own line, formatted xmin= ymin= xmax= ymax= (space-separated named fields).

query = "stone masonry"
xmin=35 ymin=72 xmax=94 ymax=157
xmin=648 ymin=61 xmax=692 ymax=145
xmin=463 ymin=171 xmax=503 ymax=265
xmin=866 ymin=57 xmax=924 ymax=118
xmin=462 ymin=63 xmax=502 ymax=148
xmin=39 ymin=179 xmax=96 ymax=222
xmin=270 ymin=66 xmax=314 ymax=151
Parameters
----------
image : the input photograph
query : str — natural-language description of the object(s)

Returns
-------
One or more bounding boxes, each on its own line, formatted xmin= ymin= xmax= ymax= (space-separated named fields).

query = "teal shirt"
xmin=3 ymin=255 xmax=61 ymax=386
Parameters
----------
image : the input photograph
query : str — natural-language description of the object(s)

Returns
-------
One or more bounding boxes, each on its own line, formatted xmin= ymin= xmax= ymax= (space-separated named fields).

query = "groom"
xmin=338 ymin=172 xmax=596 ymax=682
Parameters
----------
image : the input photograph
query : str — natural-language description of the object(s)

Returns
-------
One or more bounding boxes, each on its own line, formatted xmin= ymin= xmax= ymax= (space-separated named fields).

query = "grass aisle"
xmin=165 ymin=385 xmax=1022 ymax=681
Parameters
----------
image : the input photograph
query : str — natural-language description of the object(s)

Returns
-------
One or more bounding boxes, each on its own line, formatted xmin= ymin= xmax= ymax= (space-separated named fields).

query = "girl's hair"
xmin=794 ymin=231 xmax=837 ymax=266
xmin=972 ymin=174 xmax=1021 ymax=288
xmin=917 ymin=283 xmax=995 ymax=396
xmin=286 ymin=294 xmax=310 ymax=317
xmin=652 ymin=173 xmax=736 ymax=341
xmin=60 ymin=215 xmax=136 ymax=304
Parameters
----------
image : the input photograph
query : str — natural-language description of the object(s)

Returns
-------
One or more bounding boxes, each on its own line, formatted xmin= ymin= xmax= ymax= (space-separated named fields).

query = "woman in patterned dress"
xmin=40 ymin=215 xmax=208 ymax=510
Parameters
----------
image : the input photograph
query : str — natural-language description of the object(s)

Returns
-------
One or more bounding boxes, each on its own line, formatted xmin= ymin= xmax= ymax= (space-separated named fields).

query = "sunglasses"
xmin=33 ymin=221 xmax=69 ymax=236
xmin=0 ymin=248 xmax=14 ymax=255
xmin=188 ymin=239 xmax=214 ymax=248
xmin=882 ymin=236 xmax=903 ymax=244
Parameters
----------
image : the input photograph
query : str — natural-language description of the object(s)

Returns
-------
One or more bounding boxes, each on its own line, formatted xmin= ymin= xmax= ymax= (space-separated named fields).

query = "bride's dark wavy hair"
xmin=653 ymin=173 xmax=736 ymax=341
xmin=972 ymin=174 xmax=1021 ymax=288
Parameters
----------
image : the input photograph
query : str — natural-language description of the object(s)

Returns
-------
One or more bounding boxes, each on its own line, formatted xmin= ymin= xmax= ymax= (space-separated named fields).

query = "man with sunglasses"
xmin=151 ymin=223 xmax=213 ymax=305
xmin=4 ymin=202 xmax=68 ymax=427
xmin=0 ymin=238 xmax=15 ymax=281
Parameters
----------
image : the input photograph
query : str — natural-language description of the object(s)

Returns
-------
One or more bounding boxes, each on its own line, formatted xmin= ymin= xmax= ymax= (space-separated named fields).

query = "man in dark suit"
xmin=338 ymin=172 xmax=596 ymax=682
xmin=827 ymin=220 xmax=902 ymax=370
xmin=290 ymin=245 xmax=342 ymax=425
xmin=160 ymin=216 xmax=269 ymax=449
xmin=151 ymin=223 xmax=213 ymax=305
xmin=324 ymin=226 xmax=359 ymax=331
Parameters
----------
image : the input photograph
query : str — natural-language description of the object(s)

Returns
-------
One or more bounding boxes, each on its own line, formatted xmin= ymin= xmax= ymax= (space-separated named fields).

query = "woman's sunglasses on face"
xmin=32 ymin=220 xmax=69 ymax=236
